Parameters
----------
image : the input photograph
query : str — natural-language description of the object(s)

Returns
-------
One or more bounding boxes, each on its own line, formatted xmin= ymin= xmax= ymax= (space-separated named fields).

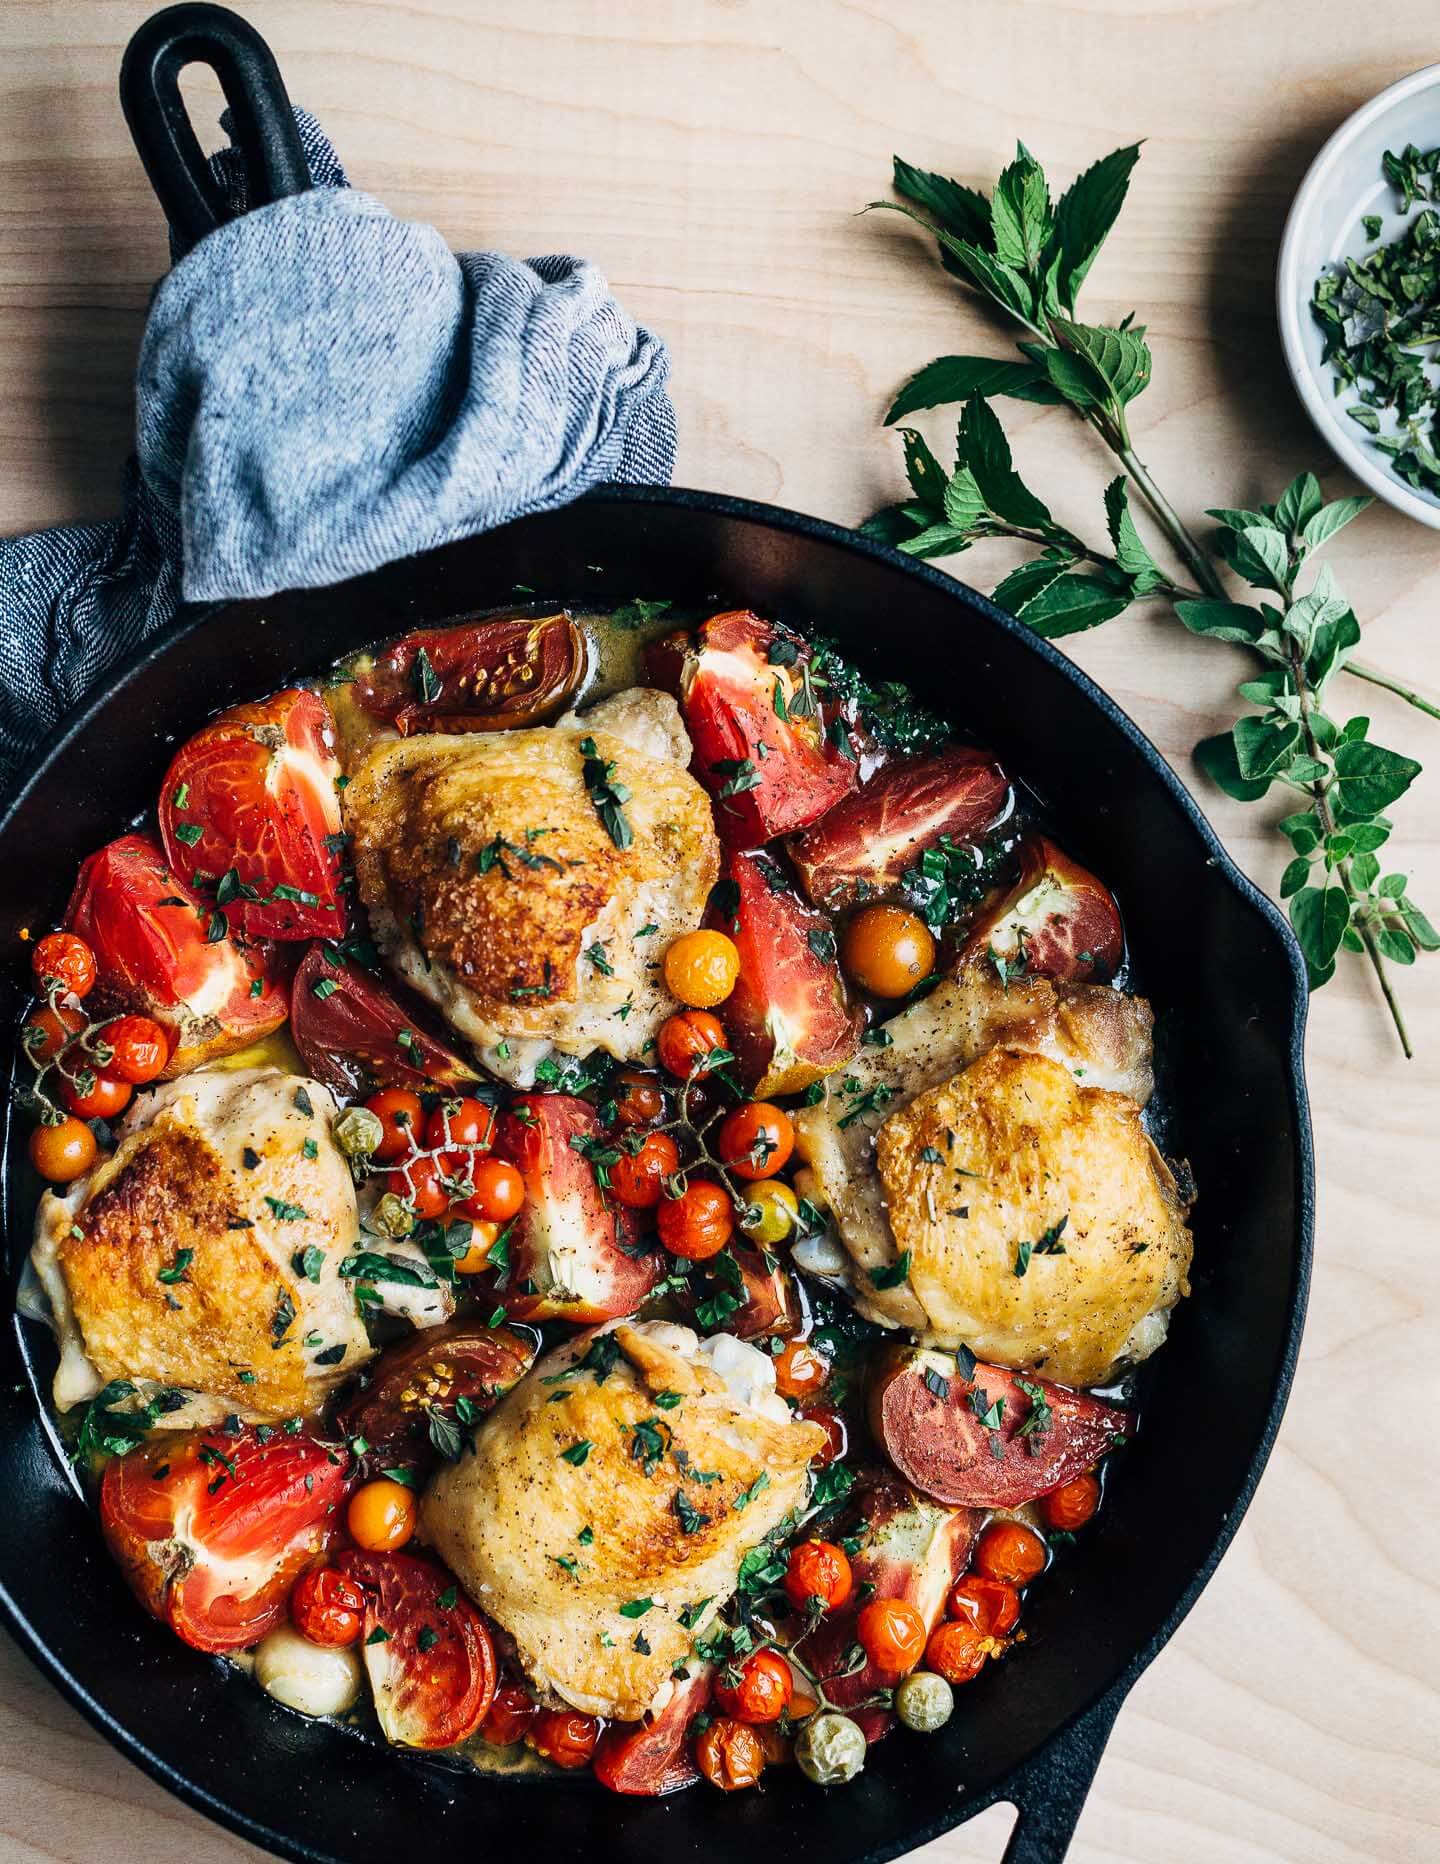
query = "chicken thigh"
xmin=422 ymin=1320 xmax=826 ymax=1722
xmin=31 ymin=1067 xmax=372 ymax=1417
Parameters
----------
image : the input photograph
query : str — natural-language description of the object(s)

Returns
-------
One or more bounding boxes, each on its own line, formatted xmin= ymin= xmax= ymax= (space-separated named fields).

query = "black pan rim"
xmin=0 ymin=483 xmax=1315 ymax=1864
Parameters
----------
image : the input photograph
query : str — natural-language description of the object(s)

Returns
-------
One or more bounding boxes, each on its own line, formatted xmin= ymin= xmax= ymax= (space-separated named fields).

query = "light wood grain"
xmin=1 ymin=3 xmax=1437 ymax=1859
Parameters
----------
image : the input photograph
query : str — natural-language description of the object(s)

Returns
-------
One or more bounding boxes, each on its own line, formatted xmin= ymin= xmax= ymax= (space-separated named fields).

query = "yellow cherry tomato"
xmin=841 ymin=906 xmax=936 ymax=999
xmin=346 ymin=1478 xmax=417 ymax=1552
xmin=739 ymin=1180 xmax=800 ymax=1247
xmin=663 ymin=929 xmax=741 ymax=1009
xmin=453 ymin=1219 xmax=502 ymax=1274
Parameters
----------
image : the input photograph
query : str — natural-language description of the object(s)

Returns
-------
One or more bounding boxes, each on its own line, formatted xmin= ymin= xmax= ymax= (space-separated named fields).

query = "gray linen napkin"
xmin=0 ymin=108 xmax=675 ymax=793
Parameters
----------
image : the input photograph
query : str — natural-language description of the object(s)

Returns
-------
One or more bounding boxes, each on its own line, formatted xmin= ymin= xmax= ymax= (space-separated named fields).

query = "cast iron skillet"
xmin=0 ymin=9 xmax=1315 ymax=1862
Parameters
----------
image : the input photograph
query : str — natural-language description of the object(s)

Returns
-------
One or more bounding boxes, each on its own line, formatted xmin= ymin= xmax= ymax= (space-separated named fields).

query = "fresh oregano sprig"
xmin=861 ymin=142 xmax=1438 ymax=1053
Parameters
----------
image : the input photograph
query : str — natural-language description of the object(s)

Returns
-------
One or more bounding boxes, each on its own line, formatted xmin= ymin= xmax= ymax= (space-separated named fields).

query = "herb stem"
xmin=1345 ymin=657 xmax=1440 ymax=722
xmin=1113 ymin=436 xmax=1229 ymax=601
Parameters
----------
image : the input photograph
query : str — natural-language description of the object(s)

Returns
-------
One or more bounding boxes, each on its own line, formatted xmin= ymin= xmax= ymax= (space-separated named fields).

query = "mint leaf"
xmin=1050 ymin=318 xmax=1151 ymax=405
xmin=991 ymin=143 xmax=1052 ymax=270
xmin=1015 ymin=573 xmax=1130 ymax=639
xmin=992 ymin=556 xmax=1071 ymax=617
xmin=892 ymin=156 xmax=993 ymax=246
xmin=899 ymin=427 xmax=949 ymax=511
xmin=957 ymin=397 xmax=1050 ymax=527
xmin=886 ymin=355 xmax=1060 ymax=424
xmin=1102 ymin=478 xmax=1165 ymax=592
xmin=1051 ymin=143 xmax=1142 ymax=308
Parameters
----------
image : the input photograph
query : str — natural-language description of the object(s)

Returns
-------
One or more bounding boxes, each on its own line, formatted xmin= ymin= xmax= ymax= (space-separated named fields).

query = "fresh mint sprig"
xmin=862 ymin=141 xmax=1437 ymax=1054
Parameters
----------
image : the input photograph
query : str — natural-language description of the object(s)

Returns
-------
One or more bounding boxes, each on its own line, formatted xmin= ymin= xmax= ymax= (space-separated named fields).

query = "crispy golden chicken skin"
xmin=31 ymin=1067 xmax=371 ymax=1417
xmin=344 ymin=691 xmax=720 ymax=1069
xmin=876 ymin=1047 xmax=1191 ymax=1386
xmin=422 ymin=1321 xmax=826 ymax=1721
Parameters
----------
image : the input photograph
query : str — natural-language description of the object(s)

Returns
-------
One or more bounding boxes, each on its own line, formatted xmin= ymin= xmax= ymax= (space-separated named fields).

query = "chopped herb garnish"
xmin=579 ymin=735 xmax=634 ymax=849
xmin=560 ymin=1440 xmax=594 ymax=1466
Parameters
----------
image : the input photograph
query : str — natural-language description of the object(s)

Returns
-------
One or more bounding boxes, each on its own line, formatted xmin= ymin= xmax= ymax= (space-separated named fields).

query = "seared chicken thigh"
xmin=31 ymin=1067 xmax=372 ymax=1417
xmin=793 ymin=958 xmax=1191 ymax=1385
xmin=423 ymin=1321 xmax=826 ymax=1721
xmin=344 ymin=690 xmax=720 ymax=1071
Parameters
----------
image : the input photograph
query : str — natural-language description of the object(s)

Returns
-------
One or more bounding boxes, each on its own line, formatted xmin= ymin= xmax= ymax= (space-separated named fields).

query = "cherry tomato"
xmin=783 ymin=1539 xmax=853 ymax=1614
xmin=386 ymin=1154 xmax=449 ymax=1220
xmin=656 ymin=1179 xmax=733 ymax=1260
xmin=289 ymin=1566 xmax=366 ymax=1647
xmin=452 ymin=1220 xmax=503 ymax=1275
xmin=31 ymin=932 xmax=96 ymax=1000
xmin=21 ymin=1003 xmax=84 ymax=1064
xmin=841 ymin=905 xmax=936 ymax=999
xmin=613 ymin=1069 xmax=668 ymax=1129
xmin=347 ymin=1478 xmax=417 ymax=1552
xmin=738 ymin=1179 xmax=799 ymax=1246
xmin=717 ymin=1101 xmax=795 ymax=1181
xmin=424 ymin=1095 xmax=497 ymax=1154
xmin=947 ymin=1574 xmax=1021 ymax=1638
xmin=1040 ymin=1472 xmax=1101 ymax=1533
xmin=798 ymin=1402 xmax=848 ymax=1468
xmin=925 ymin=1620 xmax=992 ymax=1687
xmin=482 ymin=1682 xmax=539 ymax=1747
xmin=713 ymin=1647 xmax=793 ymax=1725
xmin=973 ymin=1521 xmax=1047 ymax=1587
xmin=856 ymin=1596 xmax=927 ymax=1677
xmin=460 ymin=1156 xmax=525 ymax=1223
xmin=663 ymin=929 xmax=740 ymax=1009
xmin=364 ymin=1087 xmax=424 ymax=1163
xmin=609 ymin=1131 xmax=680 ymax=1209
xmin=656 ymin=1009 xmax=728 ymax=1079
xmin=59 ymin=1070 xmax=132 ymax=1122
xmin=696 ymin=1715 xmax=765 ymax=1791
xmin=772 ymin=1339 xmax=829 ymax=1402
xmin=530 ymin=1708 xmax=600 ymax=1770
xmin=28 ymin=1117 xmax=98 ymax=1183
xmin=101 ymin=1013 xmax=170 ymax=1085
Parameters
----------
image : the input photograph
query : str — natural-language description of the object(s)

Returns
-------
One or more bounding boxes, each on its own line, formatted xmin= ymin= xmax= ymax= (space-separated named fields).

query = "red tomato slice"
xmin=351 ymin=614 xmax=586 ymax=735
xmin=290 ymin=944 xmax=481 ymax=1096
xmin=593 ymin=1664 xmax=712 ymax=1796
xmin=790 ymin=747 xmax=1014 ymax=910
xmin=717 ymin=852 xmax=861 ymax=1098
xmin=335 ymin=1322 xmax=537 ymax=1479
xmin=65 ymin=833 xmax=284 ymax=1076
xmin=676 ymin=612 xmax=857 ymax=847
xmin=337 ymin=1551 xmax=496 ymax=1749
xmin=966 ymin=835 xmax=1124 ymax=984
xmin=870 ymin=1348 xmax=1132 ymax=1509
xmin=159 ymin=688 xmax=345 ymax=940
xmin=494 ymin=1095 xmax=660 ymax=1323
xmin=99 ymin=1426 xmax=351 ymax=1653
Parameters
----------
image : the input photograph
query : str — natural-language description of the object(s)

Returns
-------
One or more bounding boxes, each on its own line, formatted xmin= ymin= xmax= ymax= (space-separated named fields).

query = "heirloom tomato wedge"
xmin=593 ymin=1665 xmax=713 ymax=1796
xmin=966 ymin=834 xmax=1124 ymax=984
xmin=337 ymin=1550 xmax=496 ymax=1749
xmin=64 ymin=833 xmax=283 ymax=1075
xmin=290 ymin=943 xmax=480 ymax=1096
xmin=351 ymin=613 xmax=585 ymax=735
xmin=99 ymin=1425 xmax=351 ymax=1653
xmin=159 ymin=687 xmax=345 ymax=940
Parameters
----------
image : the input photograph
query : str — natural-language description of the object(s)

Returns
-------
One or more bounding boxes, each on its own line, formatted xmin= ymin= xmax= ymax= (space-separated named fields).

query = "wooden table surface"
xmin=1 ymin=3 xmax=1437 ymax=1859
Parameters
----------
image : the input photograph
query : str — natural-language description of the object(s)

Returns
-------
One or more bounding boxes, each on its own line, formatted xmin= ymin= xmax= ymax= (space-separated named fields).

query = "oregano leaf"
xmin=1330 ymin=740 xmax=1422 ymax=815
xmin=1195 ymin=731 xmax=1272 ymax=802
xmin=1301 ymin=496 xmax=1372 ymax=554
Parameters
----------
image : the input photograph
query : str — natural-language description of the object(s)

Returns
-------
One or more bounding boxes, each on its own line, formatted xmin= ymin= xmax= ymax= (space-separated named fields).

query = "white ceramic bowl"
xmin=1277 ymin=62 xmax=1440 ymax=529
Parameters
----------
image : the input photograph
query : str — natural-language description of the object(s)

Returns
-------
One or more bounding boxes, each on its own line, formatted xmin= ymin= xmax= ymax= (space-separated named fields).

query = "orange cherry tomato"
xmin=530 ymin=1708 xmax=600 ymax=1770
xmin=386 ymin=1154 xmax=449 ymax=1220
xmin=28 ymin=1116 xmax=98 ymax=1183
xmin=461 ymin=1157 xmax=525 ymax=1223
xmin=925 ymin=1620 xmax=993 ymax=1687
xmin=798 ymin=1402 xmax=848 ymax=1468
xmin=613 ymin=1070 xmax=668 ymax=1129
xmin=696 ymin=1715 xmax=765 ymax=1791
xmin=1040 ymin=1472 xmax=1101 ymax=1533
xmin=31 ymin=931 xmax=96 ymax=1000
xmin=772 ymin=1339 xmax=829 ymax=1402
xmin=288 ymin=1566 xmax=366 ymax=1647
xmin=424 ymin=1095 xmax=497 ymax=1154
xmin=841 ymin=905 xmax=936 ymax=999
xmin=609 ymin=1131 xmax=680 ymax=1209
xmin=21 ymin=1003 xmax=84 ymax=1064
xmin=346 ymin=1478 xmax=417 ymax=1552
xmin=713 ymin=1647 xmax=793 ymax=1725
xmin=59 ymin=1070 xmax=132 ymax=1122
xmin=101 ymin=1013 xmax=170 ymax=1085
xmin=974 ymin=1521 xmax=1047 ymax=1586
xmin=656 ymin=1179 xmax=733 ymax=1260
xmin=364 ymin=1087 xmax=424 ymax=1162
xmin=663 ymin=929 xmax=741 ymax=1009
xmin=855 ymin=1596 xmax=927 ymax=1677
xmin=716 ymin=1101 xmax=795 ymax=1181
xmin=783 ymin=1539 xmax=853 ymax=1614
xmin=481 ymin=1682 xmax=539 ymax=1747
xmin=656 ymin=1009 xmax=727 ymax=1079
xmin=947 ymin=1574 xmax=1021 ymax=1638
xmin=452 ymin=1219 xmax=502 ymax=1274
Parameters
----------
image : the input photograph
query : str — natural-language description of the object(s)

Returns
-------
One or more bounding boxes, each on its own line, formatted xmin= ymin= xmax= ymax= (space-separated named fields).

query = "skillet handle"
xmin=119 ymin=2 xmax=311 ymax=257
xmin=1000 ymin=1677 xmax=1128 ymax=1864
